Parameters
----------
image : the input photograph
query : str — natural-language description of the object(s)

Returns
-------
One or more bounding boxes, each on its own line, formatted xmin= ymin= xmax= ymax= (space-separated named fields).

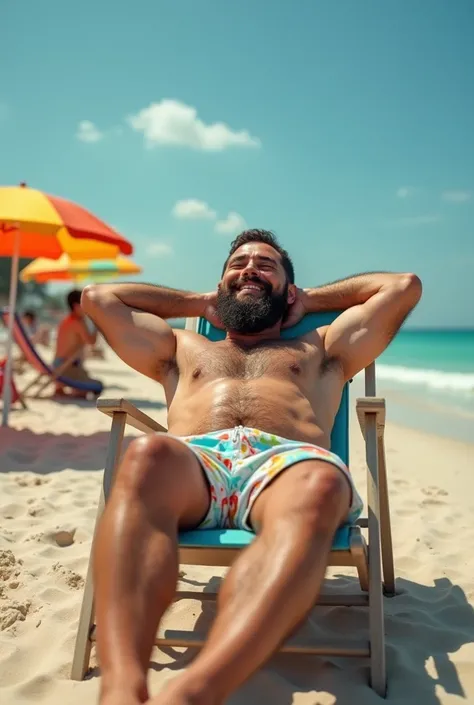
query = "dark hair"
xmin=23 ymin=309 xmax=36 ymax=322
xmin=67 ymin=289 xmax=82 ymax=311
xmin=221 ymin=229 xmax=295 ymax=283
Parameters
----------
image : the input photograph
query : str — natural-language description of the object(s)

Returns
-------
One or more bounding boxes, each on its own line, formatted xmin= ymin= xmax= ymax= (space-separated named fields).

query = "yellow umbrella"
xmin=20 ymin=254 xmax=142 ymax=283
xmin=0 ymin=182 xmax=134 ymax=425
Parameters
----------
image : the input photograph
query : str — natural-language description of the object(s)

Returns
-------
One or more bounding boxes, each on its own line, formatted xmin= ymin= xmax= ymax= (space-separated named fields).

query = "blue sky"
xmin=2 ymin=0 xmax=473 ymax=328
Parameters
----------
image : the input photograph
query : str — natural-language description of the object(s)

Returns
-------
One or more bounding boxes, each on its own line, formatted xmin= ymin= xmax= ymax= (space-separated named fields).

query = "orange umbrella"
xmin=0 ymin=183 xmax=132 ymax=258
xmin=0 ymin=182 xmax=134 ymax=425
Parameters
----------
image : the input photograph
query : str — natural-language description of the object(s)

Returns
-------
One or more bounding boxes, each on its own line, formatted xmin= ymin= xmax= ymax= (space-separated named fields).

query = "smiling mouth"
xmin=239 ymin=284 xmax=264 ymax=293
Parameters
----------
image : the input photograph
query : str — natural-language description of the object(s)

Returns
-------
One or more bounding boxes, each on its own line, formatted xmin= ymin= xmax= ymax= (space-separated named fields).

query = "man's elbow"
xmin=398 ymin=273 xmax=422 ymax=306
xmin=81 ymin=285 xmax=114 ymax=317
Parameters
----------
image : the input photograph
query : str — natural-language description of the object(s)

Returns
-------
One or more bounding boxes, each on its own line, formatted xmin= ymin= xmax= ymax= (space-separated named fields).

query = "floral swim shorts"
xmin=166 ymin=426 xmax=363 ymax=531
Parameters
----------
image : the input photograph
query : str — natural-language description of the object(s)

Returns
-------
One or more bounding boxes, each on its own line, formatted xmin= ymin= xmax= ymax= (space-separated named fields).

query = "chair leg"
xmin=70 ymin=412 xmax=127 ymax=680
xmin=365 ymin=413 xmax=387 ymax=697
xmin=20 ymin=371 xmax=45 ymax=396
xmin=350 ymin=528 xmax=369 ymax=592
xmin=378 ymin=438 xmax=395 ymax=596
xmin=70 ymin=503 xmax=102 ymax=680
xmin=18 ymin=391 xmax=28 ymax=409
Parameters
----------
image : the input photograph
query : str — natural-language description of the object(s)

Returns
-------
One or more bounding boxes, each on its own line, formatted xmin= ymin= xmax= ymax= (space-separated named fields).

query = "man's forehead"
xmin=230 ymin=242 xmax=281 ymax=262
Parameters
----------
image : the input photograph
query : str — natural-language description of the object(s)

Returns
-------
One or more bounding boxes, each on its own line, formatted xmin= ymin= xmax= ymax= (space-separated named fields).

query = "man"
xmin=82 ymin=230 xmax=422 ymax=705
xmin=53 ymin=289 xmax=102 ymax=397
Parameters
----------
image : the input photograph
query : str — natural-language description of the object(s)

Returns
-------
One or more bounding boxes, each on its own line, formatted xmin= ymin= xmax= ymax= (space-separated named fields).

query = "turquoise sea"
xmin=357 ymin=329 xmax=474 ymax=443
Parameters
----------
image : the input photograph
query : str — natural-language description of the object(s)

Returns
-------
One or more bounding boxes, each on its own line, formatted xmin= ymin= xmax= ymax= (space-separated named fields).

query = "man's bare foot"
xmin=149 ymin=676 xmax=218 ymax=705
xmin=99 ymin=692 xmax=144 ymax=705
xmin=99 ymin=681 xmax=148 ymax=705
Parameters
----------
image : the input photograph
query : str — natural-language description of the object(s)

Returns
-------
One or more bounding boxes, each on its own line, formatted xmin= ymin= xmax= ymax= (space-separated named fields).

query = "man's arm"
xmin=81 ymin=283 xmax=208 ymax=380
xmin=76 ymin=318 xmax=97 ymax=346
xmin=302 ymin=272 xmax=422 ymax=380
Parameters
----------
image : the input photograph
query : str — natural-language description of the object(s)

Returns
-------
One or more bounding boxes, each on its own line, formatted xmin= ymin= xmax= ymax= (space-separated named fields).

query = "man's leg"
xmin=94 ymin=435 xmax=210 ymax=705
xmin=64 ymin=363 xmax=102 ymax=398
xmin=157 ymin=460 xmax=350 ymax=705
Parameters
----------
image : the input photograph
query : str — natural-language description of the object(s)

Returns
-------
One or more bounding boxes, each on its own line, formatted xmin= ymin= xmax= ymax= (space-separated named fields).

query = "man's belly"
xmin=166 ymin=377 xmax=332 ymax=446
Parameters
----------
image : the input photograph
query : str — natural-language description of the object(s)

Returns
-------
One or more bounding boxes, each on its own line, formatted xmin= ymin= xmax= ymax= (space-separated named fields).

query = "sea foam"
xmin=376 ymin=364 xmax=474 ymax=392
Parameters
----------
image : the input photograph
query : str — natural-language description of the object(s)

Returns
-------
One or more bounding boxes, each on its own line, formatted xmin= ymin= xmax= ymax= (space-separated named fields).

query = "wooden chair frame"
xmin=71 ymin=319 xmax=395 ymax=697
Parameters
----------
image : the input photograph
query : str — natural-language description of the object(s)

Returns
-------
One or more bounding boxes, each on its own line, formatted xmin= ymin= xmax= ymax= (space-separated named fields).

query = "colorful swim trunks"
xmin=164 ymin=427 xmax=363 ymax=531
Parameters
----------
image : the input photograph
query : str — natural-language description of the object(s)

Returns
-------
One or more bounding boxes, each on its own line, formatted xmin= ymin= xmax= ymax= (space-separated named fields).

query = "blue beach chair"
xmin=71 ymin=312 xmax=394 ymax=696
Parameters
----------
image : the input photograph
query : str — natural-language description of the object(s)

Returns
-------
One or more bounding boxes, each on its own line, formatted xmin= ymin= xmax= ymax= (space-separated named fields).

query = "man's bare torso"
xmin=55 ymin=315 xmax=85 ymax=361
xmin=162 ymin=327 xmax=345 ymax=447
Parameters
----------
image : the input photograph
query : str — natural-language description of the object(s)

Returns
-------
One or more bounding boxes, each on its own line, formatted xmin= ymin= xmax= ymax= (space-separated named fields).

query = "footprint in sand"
xmin=421 ymin=486 xmax=449 ymax=506
xmin=14 ymin=476 xmax=49 ymax=488
xmin=43 ymin=529 xmax=77 ymax=547
xmin=52 ymin=529 xmax=76 ymax=547
xmin=393 ymin=478 xmax=410 ymax=488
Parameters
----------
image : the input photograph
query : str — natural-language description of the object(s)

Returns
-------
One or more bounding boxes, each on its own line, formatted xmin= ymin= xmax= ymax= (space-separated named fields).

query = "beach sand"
xmin=1 ymin=349 xmax=474 ymax=705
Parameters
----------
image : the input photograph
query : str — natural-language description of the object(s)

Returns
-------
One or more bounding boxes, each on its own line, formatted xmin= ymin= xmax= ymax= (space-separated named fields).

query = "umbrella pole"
xmin=1 ymin=227 xmax=20 ymax=427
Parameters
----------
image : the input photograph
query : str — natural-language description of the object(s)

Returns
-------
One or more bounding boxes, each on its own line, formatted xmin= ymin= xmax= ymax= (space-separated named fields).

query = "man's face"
xmin=72 ymin=302 xmax=83 ymax=318
xmin=216 ymin=242 xmax=295 ymax=334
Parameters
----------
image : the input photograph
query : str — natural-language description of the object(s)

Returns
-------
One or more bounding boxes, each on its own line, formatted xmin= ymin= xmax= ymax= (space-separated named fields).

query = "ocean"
xmin=354 ymin=329 xmax=474 ymax=443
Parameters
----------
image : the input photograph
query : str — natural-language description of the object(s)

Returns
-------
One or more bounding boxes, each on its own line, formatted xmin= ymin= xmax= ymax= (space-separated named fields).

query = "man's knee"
xmin=295 ymin=465 xmax=350 ymax=529
xmin=114 ymin=435 xmax=209 ymax=524
xmin=258 ymin=463 xmax=351 ymax=533
xmin=116 ymin=434 xmax=185 ymax=497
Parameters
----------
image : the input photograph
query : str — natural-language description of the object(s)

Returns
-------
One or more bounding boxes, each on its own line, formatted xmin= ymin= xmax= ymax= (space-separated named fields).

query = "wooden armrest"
xmin=97 ymin=398 xmax=167 ymax=434
xmin=356 ymin=397 xmax=386 ymax=439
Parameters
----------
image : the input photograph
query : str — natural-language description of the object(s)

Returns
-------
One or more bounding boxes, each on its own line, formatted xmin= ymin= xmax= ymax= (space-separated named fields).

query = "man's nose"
xmin=242 ymin=262 xmax=259 ymax=279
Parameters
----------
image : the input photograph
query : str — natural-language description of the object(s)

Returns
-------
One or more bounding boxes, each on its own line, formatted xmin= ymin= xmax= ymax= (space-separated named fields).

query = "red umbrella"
xmin=0 ymin=183 xmax=134 ymax=425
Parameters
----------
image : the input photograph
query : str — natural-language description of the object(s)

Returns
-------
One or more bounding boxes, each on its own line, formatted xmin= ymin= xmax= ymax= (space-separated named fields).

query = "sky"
xmin=1 ymin=0 xmax=473 ymax=328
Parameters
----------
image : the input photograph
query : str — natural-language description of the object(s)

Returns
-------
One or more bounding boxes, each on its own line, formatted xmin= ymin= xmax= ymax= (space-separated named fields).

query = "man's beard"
xmin=216 ymin=279 xmax=289 ymax=334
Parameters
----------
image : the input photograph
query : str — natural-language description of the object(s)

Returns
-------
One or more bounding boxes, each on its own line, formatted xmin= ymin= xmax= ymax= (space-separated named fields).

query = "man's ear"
xmin=287 ymin=283 xmax=297 ymax=305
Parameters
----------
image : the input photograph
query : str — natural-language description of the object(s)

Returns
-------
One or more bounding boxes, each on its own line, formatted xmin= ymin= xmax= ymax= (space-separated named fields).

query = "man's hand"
xmin=282 ymin=287 xmax=308 ymax=329
xmin=203 ymin=291 xmax=225 ymax=329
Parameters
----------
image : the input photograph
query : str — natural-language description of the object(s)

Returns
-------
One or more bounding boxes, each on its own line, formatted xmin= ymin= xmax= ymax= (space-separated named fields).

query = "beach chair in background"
xmin=0 ymin=358 xmax=27 ymax=409
xmin=71 ymin=312 xmax=395 ymax=697
xmin=0 ymin=309 xmax=103 ymax=399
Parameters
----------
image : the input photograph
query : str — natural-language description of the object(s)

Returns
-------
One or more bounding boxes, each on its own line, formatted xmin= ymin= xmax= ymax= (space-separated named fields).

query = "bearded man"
xmin=82 ymin=229 xmax=422 ymax=705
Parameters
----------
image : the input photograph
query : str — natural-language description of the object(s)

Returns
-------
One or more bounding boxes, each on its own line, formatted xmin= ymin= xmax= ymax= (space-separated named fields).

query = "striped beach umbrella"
xmin=20 ymin=254 xmax=142 ymax=283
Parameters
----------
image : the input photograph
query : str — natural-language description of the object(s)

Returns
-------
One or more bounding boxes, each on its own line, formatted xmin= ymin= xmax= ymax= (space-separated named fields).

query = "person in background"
xmin=21 ymin=310 xmax=51 ymax=347
xmin=53 ymin=289 xmax=103 ymax=397
xmin=22 ymin=310 xmax=38 ymax=339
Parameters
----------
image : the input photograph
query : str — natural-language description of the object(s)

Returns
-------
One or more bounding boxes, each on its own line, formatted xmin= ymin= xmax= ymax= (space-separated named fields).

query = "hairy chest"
xmin=183 ymin=339 xmax=322 ymax=381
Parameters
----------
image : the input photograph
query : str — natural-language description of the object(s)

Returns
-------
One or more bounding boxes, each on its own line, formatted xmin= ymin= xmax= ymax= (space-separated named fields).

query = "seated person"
xmin=22 ymin=310 xmax=51 ymax=347
xmin=21 ymin=310 xmax=38 ymax=339
xmin=82 ymin=229 xmax=422 ymax=705
xmin=53 ymin=289 xmax=103 ymax=397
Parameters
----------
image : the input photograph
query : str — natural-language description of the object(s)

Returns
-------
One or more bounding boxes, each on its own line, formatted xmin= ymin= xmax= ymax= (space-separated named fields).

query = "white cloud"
xmin=385 ymin=214 xmax=440 ymax=227
xmin=441 ymin=190 xmax=472 ymax=203
xmin=127 ymin=99 xmax=261 ymax=151
xmin=146 ymin=242 xmax=173 ymax=257
xmin=172 ymin=199 xmax=217 ymax=220
xmin=396 ymin=186 xmax=416 ymax=199
xmin=215 ymin=211 xmax=247 ymax=235
xmin=76 ymin=120 xmax=103 ymax=143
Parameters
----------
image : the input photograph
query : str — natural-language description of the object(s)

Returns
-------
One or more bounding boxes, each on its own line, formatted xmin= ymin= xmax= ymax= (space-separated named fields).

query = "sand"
xmin=1 ymin=348 xmax=474 ymax=705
